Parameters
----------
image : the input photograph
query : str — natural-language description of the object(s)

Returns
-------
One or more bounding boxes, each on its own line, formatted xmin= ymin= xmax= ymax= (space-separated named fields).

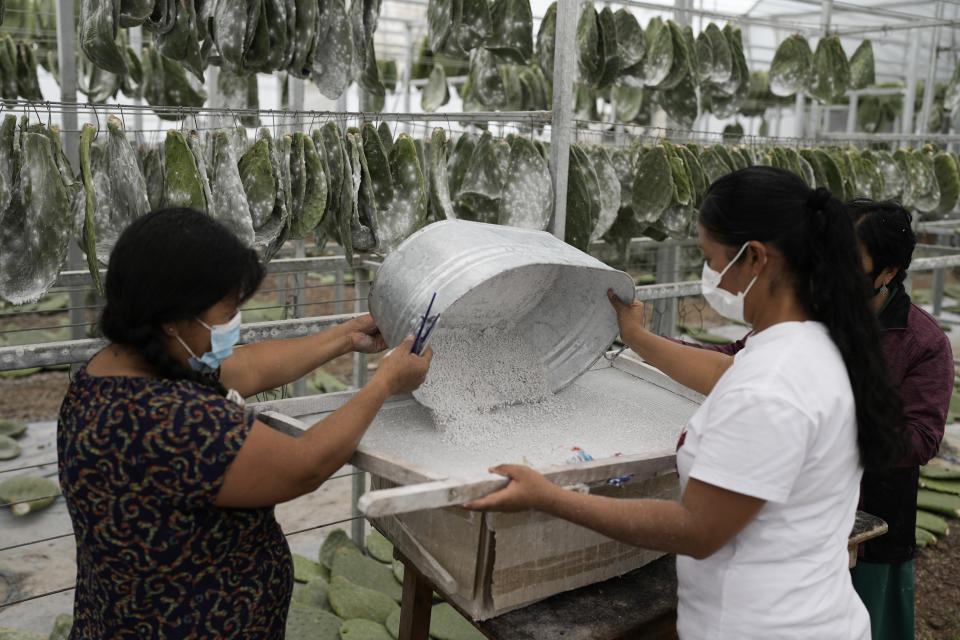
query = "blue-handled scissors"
xmin=412 ymin=293 xmax=440 ymax=356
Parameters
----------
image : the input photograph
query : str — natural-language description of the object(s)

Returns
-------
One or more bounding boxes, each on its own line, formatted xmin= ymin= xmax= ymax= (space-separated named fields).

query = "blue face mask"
xmin=175 ymin=311 xmax=242 ymax=373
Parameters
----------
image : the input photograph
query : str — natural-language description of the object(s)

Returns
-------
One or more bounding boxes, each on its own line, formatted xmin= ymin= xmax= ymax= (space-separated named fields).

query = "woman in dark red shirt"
xmin=846 ymin=198 xmax=953 ymax=640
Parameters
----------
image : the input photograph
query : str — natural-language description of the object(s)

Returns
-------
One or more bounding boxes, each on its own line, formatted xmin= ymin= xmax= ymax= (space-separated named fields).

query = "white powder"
xmin=298 ymin=366 xmax=699 ymax=479
xmin=413 ymin=325 xmax=554 ymax=439
xmin=406 ymin=263 xmax=566 ymax=446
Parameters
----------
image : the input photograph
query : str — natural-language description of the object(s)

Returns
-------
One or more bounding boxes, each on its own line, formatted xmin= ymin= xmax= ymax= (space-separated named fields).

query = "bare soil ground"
xmin=916 ymin=516 xmax=960 ymax=640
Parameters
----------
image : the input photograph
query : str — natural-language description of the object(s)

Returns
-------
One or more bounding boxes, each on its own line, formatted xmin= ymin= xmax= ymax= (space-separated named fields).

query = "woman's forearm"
xmin=297 ymin=376 xmax=392 ymax=487
xmin=627 ymin=330 xmax=733 ymax=395
xmin=225 ymin=326 xmax=354 ymax=396
xmin=216 ymin=376 xmax=393 ymax=508
xmin=539 ymin=486 xmax=710 ymax=558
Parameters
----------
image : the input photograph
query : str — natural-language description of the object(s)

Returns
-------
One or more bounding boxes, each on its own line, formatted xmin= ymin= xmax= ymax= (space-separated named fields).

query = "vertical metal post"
xmin=292 ymin=239 xmax=307 ymax=396
xmin=652 ymin=244 xmax=679 ymax=338
xmin=350 ymin=268 xmax=370 ymax=548
xmin=933 ymin=233 xmax=947 ymax=317
xmin=57 ymin=0 xmax=84 ymax=342
xmin=129 ymin=27 xmax=144 ymax=133
xmin=820 ymin=0 xmax=833 ymax=33
xmin=846 ymin=93 xmax=859 ymax=135
xmin=334 ymin=267 xmax=345 ymax=315
xmin=353 ymin=270 xmax=370 ymax=389
xmin=288 ymin=77 xmax=305 ymax=133
xmin=206 ymin=65 xmax=221 ymax=131
xmin=403 ymin=23 xmax=415 ymax=114
xmin=547 ymin=0 xmax=580 ymax=240
xmin=902 ymin=31 xmax=921 ymax=146
xmin=795 ymin=93 xmax=805 ymax=139
xmin=351 ymin=470 xmax=366 ymax=547
xmin=674 ymin=0 xmax=689 ymax=27
xmin=917 ymin=1 xmax=944 ymax=135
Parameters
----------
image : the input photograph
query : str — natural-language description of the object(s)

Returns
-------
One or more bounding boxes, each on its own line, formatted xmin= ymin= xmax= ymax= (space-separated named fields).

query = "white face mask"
xmin=700 ymin=242 xmax=764 ymax=323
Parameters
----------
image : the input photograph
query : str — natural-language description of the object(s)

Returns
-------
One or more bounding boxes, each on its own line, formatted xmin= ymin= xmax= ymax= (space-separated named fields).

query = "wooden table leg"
xmin=396 ymin=550 xmax=433 ymax=640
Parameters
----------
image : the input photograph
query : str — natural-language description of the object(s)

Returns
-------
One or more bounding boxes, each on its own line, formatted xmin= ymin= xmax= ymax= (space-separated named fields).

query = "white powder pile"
xmin=331 ymin=366 xmax=695 ymax=478
xmin=413 ymin=324 xmax=556 ymax=444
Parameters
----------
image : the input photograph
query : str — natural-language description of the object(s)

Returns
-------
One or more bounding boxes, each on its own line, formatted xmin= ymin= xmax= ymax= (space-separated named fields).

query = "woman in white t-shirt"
xmin=465 ymin=166 xmax=906 ymax=639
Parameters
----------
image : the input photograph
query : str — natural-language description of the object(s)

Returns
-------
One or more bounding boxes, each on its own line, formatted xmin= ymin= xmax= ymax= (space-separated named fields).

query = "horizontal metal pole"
xmin=590 ymin=237 xmax=699 ymax=251
xmin=834 ymin=18 xmax=960 ymax=37
xmin=912 ymin=254 xmax=960 ymax=270
xmin=56 ymin=256 xmax=360 ymax=288
xmin=634 ymin=281 xmax=702 ymax=301
xmin=53 ymin=239 xmax=691 ymax=290
xmin=917 ymin=220 xmax=960 ymax=233
xmin=917 ymin=243 xmax=960 ymax=252
xmin=768 ymin=0 xmax=953 ymax=22
xmin=845 ymin=88 xmax=910 ymax=97
xmin=610 ymin=0 xmax=821 ymax=34
xmin=818 ymin=131 xmax=960 ymax=144
xmin=0 ymin=313 xmax=361 ymax=371
xmin=408 ymin=75 xmax=468 ymax=88
xmin=0 ymin=101 xmax=552 ymax=125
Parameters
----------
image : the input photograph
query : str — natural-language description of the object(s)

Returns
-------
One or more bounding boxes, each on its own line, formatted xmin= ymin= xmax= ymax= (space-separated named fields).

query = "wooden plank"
xmin=252 ymin=391 xmax=417 ymax=421
xmin=352 ymin=447 xmax=446 ymax=485
xmin=251 ymin=388 xmax=359 ymax=417
xmin=612 ymin=354 xmax=706 ymax=405
xmin=397 ymin=550 xmax=435 ymax=640
xmin=379 ymin=515 xmax=461 ymax=596
xmin=358 ymin=450 xmax=676 ymax=517
xmin=256 ymin=410 xmax=307 ymax=437
xmin=849 ymin=510 xmax=887 ymax=546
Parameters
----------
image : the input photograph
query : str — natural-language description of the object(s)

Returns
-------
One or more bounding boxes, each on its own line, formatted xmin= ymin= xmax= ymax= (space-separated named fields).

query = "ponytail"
xmin=700 ymin=168 xmax=904 ymax=470
xmin=804 ymin=188 xmax=905 ymax=470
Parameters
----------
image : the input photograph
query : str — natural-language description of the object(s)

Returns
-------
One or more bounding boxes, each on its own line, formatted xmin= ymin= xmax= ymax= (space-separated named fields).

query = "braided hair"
xmin=698 ymin=167 xmax=905 ymax=471
xmin=99 ymin=208 xmax=265 ymax=395
xmin=845 ymin=197 xmax=916 ymax=291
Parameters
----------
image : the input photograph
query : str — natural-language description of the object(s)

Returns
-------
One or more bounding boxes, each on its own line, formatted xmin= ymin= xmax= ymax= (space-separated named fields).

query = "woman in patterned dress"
xmin=57 ymin=208 xmax=432 ymax=639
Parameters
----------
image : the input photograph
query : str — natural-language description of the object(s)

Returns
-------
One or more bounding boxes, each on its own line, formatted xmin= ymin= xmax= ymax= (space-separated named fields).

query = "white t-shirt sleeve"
xmin=688 ymin=388 xmax=813 ymax=503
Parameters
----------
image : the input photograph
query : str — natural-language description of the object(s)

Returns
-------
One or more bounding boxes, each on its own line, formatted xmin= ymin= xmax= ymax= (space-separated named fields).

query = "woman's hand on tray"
xmin=373 ymin=335 xmax=433 ymax=395
xmin=348 ymin=314 xmax=389 ymax=354
xmin=463 ymin=465 xmax=558 ymax=513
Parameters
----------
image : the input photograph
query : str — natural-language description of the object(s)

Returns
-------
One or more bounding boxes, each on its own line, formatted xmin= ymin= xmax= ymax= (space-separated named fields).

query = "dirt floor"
xmin=916 ymin=514 xmax=960 ymax=640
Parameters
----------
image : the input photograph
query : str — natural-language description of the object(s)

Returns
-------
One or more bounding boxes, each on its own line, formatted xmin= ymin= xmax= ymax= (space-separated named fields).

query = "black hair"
xmin=699 ymin=166 xmax=904 ymax=471
xmin=99 ymin=208 xmax=265 ymax=395
xmin=845 ymin=197 xmax=916 ymax=290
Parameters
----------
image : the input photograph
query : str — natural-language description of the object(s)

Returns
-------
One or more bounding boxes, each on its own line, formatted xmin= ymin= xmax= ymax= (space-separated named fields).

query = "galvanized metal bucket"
xmin=369 ymin=220 xmax=635 ymax=393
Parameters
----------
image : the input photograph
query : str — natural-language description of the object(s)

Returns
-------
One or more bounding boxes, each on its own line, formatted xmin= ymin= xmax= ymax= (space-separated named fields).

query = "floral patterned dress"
xmin=57 ymin=363 xmax=293 ymax=639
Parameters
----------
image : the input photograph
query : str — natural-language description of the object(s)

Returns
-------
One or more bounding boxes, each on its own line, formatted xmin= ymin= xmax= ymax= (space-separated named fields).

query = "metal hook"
xmin=29 ymin=101 xmax=42 ymax=127
xmin=603 ymin=344 xmax=628 ymax=362
xmin=90 ymin=102 xmax=100 ymax=137
xmin=117 ymin=102 xmax=126 ymax=132
xmin=45 ymin=101 xmax=51 ymax=129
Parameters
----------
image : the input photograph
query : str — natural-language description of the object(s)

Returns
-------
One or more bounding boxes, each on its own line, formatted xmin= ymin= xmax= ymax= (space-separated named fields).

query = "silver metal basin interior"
xmin=370 ymin=220 xmax=636 ymax=393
